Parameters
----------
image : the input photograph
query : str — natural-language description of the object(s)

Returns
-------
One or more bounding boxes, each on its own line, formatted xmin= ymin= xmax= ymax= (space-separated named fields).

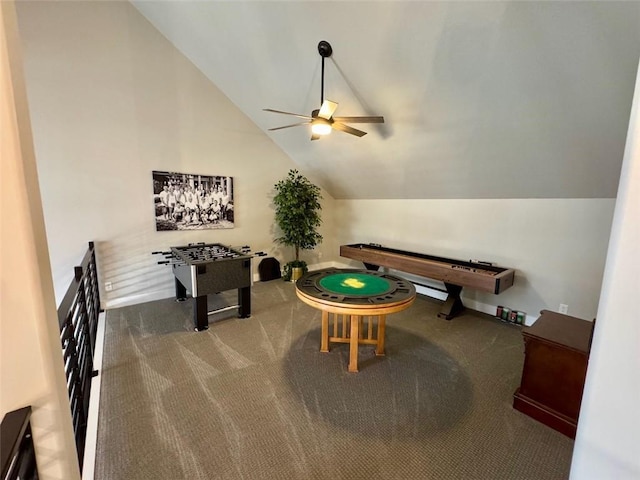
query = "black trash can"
xmin=258 ymin=257 xmax=281 ymax=281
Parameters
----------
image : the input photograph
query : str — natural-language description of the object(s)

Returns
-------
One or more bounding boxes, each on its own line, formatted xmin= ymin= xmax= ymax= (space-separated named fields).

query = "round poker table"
xmin=296 ymin=268 xmax=416 ymax=372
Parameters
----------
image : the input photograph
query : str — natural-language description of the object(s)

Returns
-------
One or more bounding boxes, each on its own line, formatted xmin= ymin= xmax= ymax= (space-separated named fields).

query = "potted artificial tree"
xmin=273 ymin=169 xmax=323 ymax=282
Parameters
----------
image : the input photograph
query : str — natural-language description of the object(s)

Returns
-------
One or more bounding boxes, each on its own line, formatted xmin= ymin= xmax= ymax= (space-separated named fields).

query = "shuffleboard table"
xmin=296 ymin=268 xmax=416 ymax=372
xmin=340 ymin=243 xmax=515 ymax=320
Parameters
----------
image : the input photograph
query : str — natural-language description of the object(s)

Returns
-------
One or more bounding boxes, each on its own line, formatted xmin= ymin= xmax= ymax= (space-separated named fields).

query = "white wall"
xmin=15 ymin=0 xmax=616 ymax=322
xmin=15 ymin=1 xmax=335 ymax=308
xmin=570 ymin=61 xmax=640 ymax=480
xmin=131 ymin=1 xmax=640 ymax=202
xmin=334 ymin=199 xmax=614 ymax=323
xmin=1 ymin=2 xmax=80 ymax=478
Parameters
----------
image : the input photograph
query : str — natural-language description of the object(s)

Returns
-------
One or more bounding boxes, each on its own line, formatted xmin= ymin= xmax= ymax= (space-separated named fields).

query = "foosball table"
xmin=154 ymin=243 xmax=264 ymax=331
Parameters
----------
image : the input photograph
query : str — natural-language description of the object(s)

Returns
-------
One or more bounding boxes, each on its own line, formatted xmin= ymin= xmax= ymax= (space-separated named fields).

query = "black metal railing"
xmin=57 ymin=241 xmax=101 ymax=469
xmin=1 ymin=406 xmax=38 ymax=480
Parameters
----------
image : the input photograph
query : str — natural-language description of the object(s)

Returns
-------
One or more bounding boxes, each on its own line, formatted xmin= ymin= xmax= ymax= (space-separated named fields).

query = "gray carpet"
xmin=95 ymin=280 xmax=574 ymax=480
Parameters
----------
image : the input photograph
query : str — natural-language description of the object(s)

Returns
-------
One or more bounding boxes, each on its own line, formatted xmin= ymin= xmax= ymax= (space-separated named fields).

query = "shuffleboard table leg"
xmin=193 ymin=295 xmax=208 ymax=331
xmin=438 ymin=283 xmax=465 ymax=320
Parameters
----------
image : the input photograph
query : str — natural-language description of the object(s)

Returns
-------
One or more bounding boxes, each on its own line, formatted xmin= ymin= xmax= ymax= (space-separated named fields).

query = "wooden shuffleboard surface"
xmin=340 ymin=243 xmax=515 ymax=295
xmin=340 ymin=243 xmax=515 ymax=320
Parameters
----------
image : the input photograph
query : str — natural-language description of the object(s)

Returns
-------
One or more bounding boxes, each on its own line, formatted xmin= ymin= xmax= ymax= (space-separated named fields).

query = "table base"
xmin=321 ymin=311 xmax=386 ymax=372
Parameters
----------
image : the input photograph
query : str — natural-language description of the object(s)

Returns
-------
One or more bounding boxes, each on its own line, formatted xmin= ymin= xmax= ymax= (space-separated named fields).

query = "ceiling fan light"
xmin=311 ymin=121 xmax=332 ymax=136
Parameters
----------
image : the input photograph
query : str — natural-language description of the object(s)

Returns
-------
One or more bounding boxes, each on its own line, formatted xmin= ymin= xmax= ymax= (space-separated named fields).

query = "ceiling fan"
xmin=264 ymin=40 xmax=384 ymax=140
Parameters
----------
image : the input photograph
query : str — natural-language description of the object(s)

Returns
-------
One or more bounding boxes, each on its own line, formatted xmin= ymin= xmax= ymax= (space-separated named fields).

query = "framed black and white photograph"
xmin=152 ymin=170 xmax=234 ymax=231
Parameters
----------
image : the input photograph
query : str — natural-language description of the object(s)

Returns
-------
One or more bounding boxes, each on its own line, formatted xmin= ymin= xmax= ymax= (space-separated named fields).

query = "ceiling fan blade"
xmin=318 ymin=100 xmax=338 ymax=120
xmin=263 ymin=109 xmax=312 ymax=120
xmin=268 ymin=122 xmax=310 ymax=131
xmin=332 ymin=122 xmax=367 ymax=137
xmin=332 ymin=116 xmax=384 ymax=124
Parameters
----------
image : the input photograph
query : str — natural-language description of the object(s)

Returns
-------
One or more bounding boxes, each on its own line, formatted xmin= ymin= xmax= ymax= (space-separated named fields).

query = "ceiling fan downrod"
xmin=318 ymin=40 xmax=332 ymax=107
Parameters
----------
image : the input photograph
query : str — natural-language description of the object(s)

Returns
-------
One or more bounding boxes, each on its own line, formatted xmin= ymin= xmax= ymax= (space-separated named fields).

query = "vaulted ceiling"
xmin=132 ymin=1 xmax=640 ymax=199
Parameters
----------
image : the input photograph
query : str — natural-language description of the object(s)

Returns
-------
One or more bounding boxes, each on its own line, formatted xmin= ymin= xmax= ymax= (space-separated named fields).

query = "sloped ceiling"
xmin=131 ymin=1 xmax=640 ymax=199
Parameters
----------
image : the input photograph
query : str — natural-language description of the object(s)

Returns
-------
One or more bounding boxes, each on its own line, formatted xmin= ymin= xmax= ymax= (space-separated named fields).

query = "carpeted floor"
xmin=95 ymin=280 xmax=574 ymax=479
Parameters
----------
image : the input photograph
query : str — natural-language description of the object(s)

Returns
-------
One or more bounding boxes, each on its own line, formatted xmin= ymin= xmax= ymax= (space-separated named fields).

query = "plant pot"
xmin=291 ymin=267 xmax=304 ymax=282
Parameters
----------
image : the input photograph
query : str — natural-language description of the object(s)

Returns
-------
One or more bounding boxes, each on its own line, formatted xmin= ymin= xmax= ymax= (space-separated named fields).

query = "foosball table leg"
xmin=175 ymin=277 xmax=187 ymax=302
xmin=238 ymin=286 xmax=251 ymax=318
xmin=194 ymin=295 xmax=209 ymax=331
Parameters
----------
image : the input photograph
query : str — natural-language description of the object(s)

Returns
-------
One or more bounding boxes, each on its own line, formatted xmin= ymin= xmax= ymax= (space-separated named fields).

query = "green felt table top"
xmin=318 ymin=272 xmax=391 ymax=296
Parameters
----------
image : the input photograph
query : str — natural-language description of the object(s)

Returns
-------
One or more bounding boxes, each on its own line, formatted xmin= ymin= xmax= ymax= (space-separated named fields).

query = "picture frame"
xmin=152 ymin=170 xmax=234 ymax=231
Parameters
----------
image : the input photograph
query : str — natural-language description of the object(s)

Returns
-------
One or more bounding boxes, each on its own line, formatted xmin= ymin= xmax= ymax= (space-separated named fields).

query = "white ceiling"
xmin=131 ymin=1 xmax=640 ymax=199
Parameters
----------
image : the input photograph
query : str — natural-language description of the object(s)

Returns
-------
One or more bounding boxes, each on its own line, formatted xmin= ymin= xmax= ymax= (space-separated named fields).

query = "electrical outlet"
xmin=105 ymin=282 xmax=113 ymax=292
xmin=559 ymin=303 xmax=568 ymax=314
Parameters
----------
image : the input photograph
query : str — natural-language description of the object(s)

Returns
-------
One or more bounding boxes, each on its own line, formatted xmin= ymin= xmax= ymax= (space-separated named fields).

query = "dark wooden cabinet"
xmin=513 ymin=310 xmax=593 ymax=438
